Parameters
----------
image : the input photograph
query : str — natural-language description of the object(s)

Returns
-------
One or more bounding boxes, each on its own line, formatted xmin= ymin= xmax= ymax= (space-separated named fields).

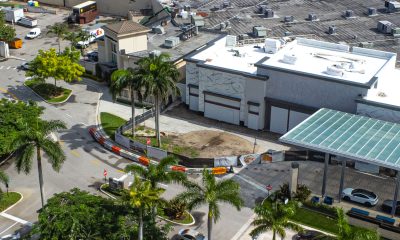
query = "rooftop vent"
xmin=282 ymin=53 xmax=297 ymax=64
xmin=264 ymin=9 xmax=274 ymax=18
xmin=367 ymin=7 xmax=378 ymax=16
xmin=222 ymin=0 xmax=231 ymax=8
xmin=225 ymin=35 xmax=237 ymax=47
xmin=220 ymin=21 xmax=230 ymax=30
xmin=308 ymin=13 xmax=318 ymax=21
xmin=326 ymin=66 xmax=344 ymax=77
xmin=183 ymin=5 xmax=191 ymax=11
xmin=328 ymin=26 xmax=337 ymax=35
xmin=164 ymin=36 xmax=180 ymax=48
xmin=284 ymin=16 xmax=294 ymax=23
xmin=284 ymin=31 xmax=292 ymax=36
xmin=377 ymin=20 xmax=395 ymax=33
xmin=359 ymin=42 xmax=374 ymax=48
xmin=253 ymin=26 xmax=267 ymax=37
xmin=344 ymin=10 xmax=355 ymax=19
xmin=238 ymin=34 xmax=250 ymax=40
xmin=152 ymin=26 xmax=165 ymax=34
xmin=149 ymin=50 xmax=161 ymax=58
xmin=392 ymin=27 xmax=400 ymax=36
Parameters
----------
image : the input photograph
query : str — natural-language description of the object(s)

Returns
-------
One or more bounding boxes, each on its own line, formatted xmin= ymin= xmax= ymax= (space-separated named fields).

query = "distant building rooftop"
xmin=104 ymin=20 xmax=150 ymax=35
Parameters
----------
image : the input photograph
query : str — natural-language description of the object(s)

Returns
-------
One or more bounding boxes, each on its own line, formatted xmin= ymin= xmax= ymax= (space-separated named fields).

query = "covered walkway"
xmin=280 ymin=108 xmax=400 ymax=216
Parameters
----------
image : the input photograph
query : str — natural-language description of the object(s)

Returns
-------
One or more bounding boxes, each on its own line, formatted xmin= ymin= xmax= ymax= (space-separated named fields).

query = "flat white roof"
xmin=189 ymin=37 xmax=272 ymax=74
xmin=188 ymin=36 xmax=396 ymax=85
xmin=363 ymin=69 xmax=400 ymax=107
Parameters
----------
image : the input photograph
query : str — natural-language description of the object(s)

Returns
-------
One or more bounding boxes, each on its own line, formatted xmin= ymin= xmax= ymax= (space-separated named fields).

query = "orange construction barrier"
xmin=212 ymin=167 xmax=227 ymax=175
xmin=171 ymin=165 xmax=186 ymax=172
xmin=111 ymin=145 xmax=121 ymax=154
xmin=8 ymin=38 xmax=22 ymax=49
xmin=138 ymin=156 xmax=150 ymax=166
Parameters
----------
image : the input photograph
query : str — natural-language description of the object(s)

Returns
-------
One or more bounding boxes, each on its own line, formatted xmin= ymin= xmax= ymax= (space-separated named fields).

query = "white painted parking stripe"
xmin=66 ymin=114 xmax=72 ymax=118
xmin=234 ymin=174 xmax=268 ymax=193
xmin=6 ymin=67 xmax=10 ymax=70
xmin=0 ymin=66 xmax=3 ymax=69
xmin=0 ymin=213 xmax=32 ymax=226
xmin=0 ymin=222 xmax=18 ymax=235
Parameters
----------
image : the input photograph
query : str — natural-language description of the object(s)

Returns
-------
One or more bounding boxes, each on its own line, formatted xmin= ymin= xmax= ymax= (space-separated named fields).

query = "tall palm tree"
xmin=336 ymin=208 xmax=379 ymax=240
xmin=47 ymin=23 xmax=68 ymax=53
xmin=137 ymin=53 xmax=180 ymax=147
xmin=125 ymin=155 xmax=187 ymax=219
xmin=125 ymin=175 xmax=165 ymax=240
xmin=0 ymin=170 xmax=9 ymax=196
xmin=12 ymin=119 xmax=66 ymax=207
xmin=250 ymin=195 xmax=301 ymax=240
xmin=110 ymin=68 xmax=140 ymax=138
xmin=177 ymin=169 xmax=244 ymax=240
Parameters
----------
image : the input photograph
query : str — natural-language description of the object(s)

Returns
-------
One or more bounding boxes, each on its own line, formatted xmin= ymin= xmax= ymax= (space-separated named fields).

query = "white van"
xmin=26 ymin=28 xmax=41 ymax=39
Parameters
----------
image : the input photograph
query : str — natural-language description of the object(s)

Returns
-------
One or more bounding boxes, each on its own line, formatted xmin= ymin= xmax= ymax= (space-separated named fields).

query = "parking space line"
xmin=0 ymin=222 xmax=18 ymax=235
xmin=6 ymin=66 xmax=10 ymax=70
xmin=65 ymin=114 xmax=72 ymax=118
xmin=70 ymin=150 xmax=80 ymax=157
xmin=235 ymin=174 xmax=268 ymax=193
xmin=0 ymin=213 xmax=32 ymax=226
xmin=0 ymin=66 xmax=3 ymax=69
xmin=90 ymin=159 xmax=100 ymax=165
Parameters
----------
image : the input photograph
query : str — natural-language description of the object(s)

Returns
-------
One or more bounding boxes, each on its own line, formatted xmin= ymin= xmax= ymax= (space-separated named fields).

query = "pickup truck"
xmin=17 ymin=16 xmax=38 ymax=28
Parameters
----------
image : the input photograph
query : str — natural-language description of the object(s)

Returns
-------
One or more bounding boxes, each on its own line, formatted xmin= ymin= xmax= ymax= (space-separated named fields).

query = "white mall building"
xmin=183 ymin=36 xmax=399 ymax=134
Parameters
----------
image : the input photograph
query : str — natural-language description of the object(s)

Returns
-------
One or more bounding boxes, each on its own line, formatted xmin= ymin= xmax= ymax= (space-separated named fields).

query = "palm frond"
xmin=13 ymin=143 xmax=35 ymax=174
xmin=124 ymin=164 xmax=147 ymax=177
xmin=40 ymin=139 xmax=66 ymax=172
xmin=0 ymin=170 xmax=9 ymax=186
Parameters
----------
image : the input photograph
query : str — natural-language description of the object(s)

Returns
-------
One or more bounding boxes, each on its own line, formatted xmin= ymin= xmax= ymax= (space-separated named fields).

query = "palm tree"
xmin=110 ymin=68 xmax=141 ymax=138
xmin=0 ymin=170 xmax=9 ymax=196
xmin=336 ymin=208 xmax=379 ymax=240
xmin=125 ymin=175 xmax=165 ymax=240
xmin=137 ymin=53 xmax=180 ymax=147
xmin=177 ymin=169 xmax=244 ymax=240
xmin=47 ymin=23 xmax=68 ymax=53
xmin=12 ymin=119 xmax=66 ymax=207
xmin=250 ymin=195 xmax=301 ymax=240
xmin=124 ymin=155 xmax=187 ymax=219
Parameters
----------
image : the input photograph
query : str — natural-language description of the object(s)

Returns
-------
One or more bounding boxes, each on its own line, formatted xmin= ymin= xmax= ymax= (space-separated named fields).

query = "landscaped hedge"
xmin=302 ymin=200 xmax=338 ymax=218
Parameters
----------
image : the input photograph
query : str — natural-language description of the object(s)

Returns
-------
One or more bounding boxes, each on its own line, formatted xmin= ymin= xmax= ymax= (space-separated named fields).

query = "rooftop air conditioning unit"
xmin=377 ymin=20 xmax=394 ymax=34
xmin=344 ymin=10 xmax=355 ymax=18
xmin=152 ymin=26 xmax=165 ymax=34
xmin=308 ymin=13 xmax=318 ymax=21
xmin=164 ymin=36 xmax=180 ymax=48
xmin=253 ymin=26 xmax=267 ymax=37
xmin=327 ymin=66 xmax=344 ymax=77
xmin=284 ymin=16 xmax=294 ymax=23
xmin=149 ymin=50 xmax=161 ymax=58
xmin=392 ymin=27 xmax=400 ymax=36
xmin=328 ymin=26 xmax=337 ymax=34
xmin=264 ymin=9 xmax=274 ymax=18
xmin=359 ymin=42 xmax=374 ymax=48
xmin=282 ymin=53 xmax=297 ymax=64
xmin=264 ymin=39 xmax=281 ymax=53
xmin=258 ymin=5 xmax=267 ymax=14
xmin=367 ymin=7 xmax=378 ymax=16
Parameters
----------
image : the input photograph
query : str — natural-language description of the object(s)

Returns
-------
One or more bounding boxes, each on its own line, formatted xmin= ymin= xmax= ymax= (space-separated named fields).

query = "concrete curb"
xmin=157 ymin=210 xmax=196 ymax=226
xmin=99 ymin=184 xmax=116 ymax=200
xmin=1 ymin=192 xmax=23 ymax=213
xmin=23 ymin=82 xmax=73 ymax=105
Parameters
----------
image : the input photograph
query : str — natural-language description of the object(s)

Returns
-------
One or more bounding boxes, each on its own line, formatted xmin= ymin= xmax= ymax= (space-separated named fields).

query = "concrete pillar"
xmin=338 ymin=159 xmax=346 ymax=203
xmin=391 ymin=172 xmax=400 ymax=217
xmin=289 ymin=162 xmax=299 ymax=198
xmin=321 ymin=153 xmax=329 ymax=197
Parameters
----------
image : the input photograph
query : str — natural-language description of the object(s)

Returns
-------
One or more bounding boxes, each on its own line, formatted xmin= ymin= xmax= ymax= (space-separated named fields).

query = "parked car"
xmin=26 ymin=28 xmax=41 ymax=39
xmin=20 ymin=62 xmax=31 ymax=70
xmin=178 ymin=229 xmax=207 ymax=240
xmin=86 ymin=51 xmax=98 ymax=62
xmin=342 ymin=188 xmax=379 ymax=206
xmin=294 ymin=230 xmax=333 ymax=240
xmin=381 ymin=200 xmax=400 ymax=214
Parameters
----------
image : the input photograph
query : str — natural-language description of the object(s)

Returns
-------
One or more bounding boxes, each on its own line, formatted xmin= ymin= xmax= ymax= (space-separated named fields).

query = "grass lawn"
xmin=25 ymin=80 xmax=72 ymax=103
xmin=0 ymin=192 xmax=22 ymax=212
xmin=100 ymin=112 xmax=127 ymax=140
xmin=290 ymin=207 xmax=339 ymax=234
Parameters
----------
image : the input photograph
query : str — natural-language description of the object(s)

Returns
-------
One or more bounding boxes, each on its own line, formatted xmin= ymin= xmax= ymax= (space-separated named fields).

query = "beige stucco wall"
xmin=118 ymin=35 xmax=148 ymax=54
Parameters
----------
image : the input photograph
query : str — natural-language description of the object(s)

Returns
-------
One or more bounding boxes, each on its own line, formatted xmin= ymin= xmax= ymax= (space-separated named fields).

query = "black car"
xmin=294 ymin=230 xmax=334 ymax=240
xmin=86 ymin=51 xmax=98 ymax=62
xmin=381 ymin=200 xmax=400 ymax=214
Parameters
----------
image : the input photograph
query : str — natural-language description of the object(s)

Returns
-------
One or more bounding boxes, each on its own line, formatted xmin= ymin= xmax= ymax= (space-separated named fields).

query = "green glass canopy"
xmin=280 ymin=108 xmax=400 ymax=170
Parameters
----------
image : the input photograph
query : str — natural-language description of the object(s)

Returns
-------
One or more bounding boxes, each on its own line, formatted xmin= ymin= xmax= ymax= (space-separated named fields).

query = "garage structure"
xmin=280 ymin=108 xmax=400 ymax=216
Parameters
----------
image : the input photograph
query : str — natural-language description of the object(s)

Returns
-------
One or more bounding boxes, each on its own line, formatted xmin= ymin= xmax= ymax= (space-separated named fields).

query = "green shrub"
xmin=294 ymin=184 xmax=312 ymax=202
xmin=163 ymin=198 xmax=187 ymax=220
xmin=302 ymin=200 xmax=337 ymax=218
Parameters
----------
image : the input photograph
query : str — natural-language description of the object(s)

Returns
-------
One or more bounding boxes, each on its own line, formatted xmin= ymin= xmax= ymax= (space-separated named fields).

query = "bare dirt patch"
xmin=168 ymin=130 xmax=257 ymax=158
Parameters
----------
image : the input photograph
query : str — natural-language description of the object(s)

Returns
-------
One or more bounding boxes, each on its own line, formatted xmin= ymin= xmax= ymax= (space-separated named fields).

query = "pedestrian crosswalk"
xmin=0 ymin=66 xmax=18 ymax=70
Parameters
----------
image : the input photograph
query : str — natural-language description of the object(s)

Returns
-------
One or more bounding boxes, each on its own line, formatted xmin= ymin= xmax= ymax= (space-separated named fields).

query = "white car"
xmin=342 ymin=188 xmax=379 ymax=206
xmin=26 ymin=28 xmax=41 ymax=39
xmin=178 ymin=229 xmax=207 ymax=240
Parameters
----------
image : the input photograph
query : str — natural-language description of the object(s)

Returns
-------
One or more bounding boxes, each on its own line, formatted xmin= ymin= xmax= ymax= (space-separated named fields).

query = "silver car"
xmin=178 ymin=229 xmax=207 ymax=240
xmin=342 ymin=188 xmax=378 ymax=206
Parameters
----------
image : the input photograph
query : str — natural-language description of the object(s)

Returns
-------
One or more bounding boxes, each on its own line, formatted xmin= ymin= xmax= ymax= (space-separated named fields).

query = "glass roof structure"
xmin=280 ymin=108 xmax=400 ymax=170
